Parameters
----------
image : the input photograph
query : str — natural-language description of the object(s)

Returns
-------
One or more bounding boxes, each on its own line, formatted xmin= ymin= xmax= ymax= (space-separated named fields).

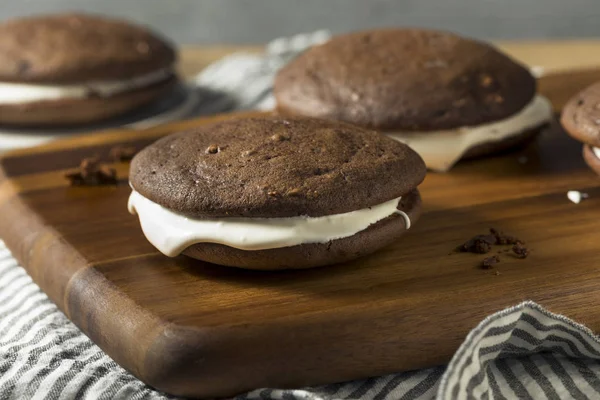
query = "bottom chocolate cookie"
xmin=383 ymin=96 xmax=554 ymax=172
xmin=0 ymin=77 xmax=177 ymax=127
xmin=183 ymin=189 xmax=422 ymax=270
xmin=462 ymin=124 xmax=548 ymax=160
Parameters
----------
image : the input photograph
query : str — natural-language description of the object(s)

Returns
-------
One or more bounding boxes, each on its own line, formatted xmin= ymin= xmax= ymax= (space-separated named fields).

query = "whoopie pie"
xmin=561 ymin=82 xmax=600 ymax=175
xmin=128 ymin=116 xmax=426 ymax=270
xmin=0 ymin=13 xmax=177 ymax=126
xmin=274 ymin=28 xmax=553 ymax=172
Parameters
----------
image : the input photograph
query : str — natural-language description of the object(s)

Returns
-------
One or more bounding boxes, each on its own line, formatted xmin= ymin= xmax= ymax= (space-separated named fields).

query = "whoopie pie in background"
xmin=128 ymin=116 xmax=426 ymax=270
xmin=561 ymin=82 xmax=600 ymax=175
xmin=274 ymin=28 xmax=554 ymax=172
xmin=0 ymin=13 xmax=177 ymax=126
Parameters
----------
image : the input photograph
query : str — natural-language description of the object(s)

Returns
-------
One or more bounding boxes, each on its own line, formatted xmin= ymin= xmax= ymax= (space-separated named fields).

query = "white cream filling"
xmin=567 ymin=190 xmax=588 ymax=204
xmin=386 ymin=95 xmax=553 ymax=172
xmin=592 ymin=147 xmax=600 ymax=160
xmin=128 ymin=190 xmax=410 ymax=256
xmin=0 ymin=68 xmax=172 ymax=104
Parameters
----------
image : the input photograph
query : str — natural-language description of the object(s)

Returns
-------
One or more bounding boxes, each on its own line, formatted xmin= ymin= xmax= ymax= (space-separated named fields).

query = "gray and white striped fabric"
xmin=3 ymin=31 xmax=600 ymax=400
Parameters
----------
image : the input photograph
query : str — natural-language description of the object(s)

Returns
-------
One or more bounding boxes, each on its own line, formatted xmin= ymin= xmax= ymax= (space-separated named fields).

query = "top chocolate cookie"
xmin=129 ymin=116 xmax=426 ymax=218
xmin=274 ymin=29 xmax=536 ymax=131
xmin=561 ymin=82 xmax=600 ymax=147
xmin=0 ymin=13 xmax=176 ymax=83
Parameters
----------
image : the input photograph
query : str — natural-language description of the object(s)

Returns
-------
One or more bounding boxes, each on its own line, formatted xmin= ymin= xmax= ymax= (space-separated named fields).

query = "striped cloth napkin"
xmin=2 ymin=31 xmax=600 ymax=400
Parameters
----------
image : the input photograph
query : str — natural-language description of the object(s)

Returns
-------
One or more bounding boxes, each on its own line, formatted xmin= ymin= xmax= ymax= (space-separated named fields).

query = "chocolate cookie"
xmin=274 ymin=29 xmax=553 ymax=172
xmin=561 ymin=82 xmax=600 ymax=175
xmin=0 ymin=13 xmax=178 ymax=126
xmin=129 ymin=116 xmax=426 ymax=270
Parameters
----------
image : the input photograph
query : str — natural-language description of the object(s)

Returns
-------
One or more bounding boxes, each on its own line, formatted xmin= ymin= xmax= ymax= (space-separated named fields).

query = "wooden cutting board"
xmin=1 ymin=69 xmax=600 ymax=399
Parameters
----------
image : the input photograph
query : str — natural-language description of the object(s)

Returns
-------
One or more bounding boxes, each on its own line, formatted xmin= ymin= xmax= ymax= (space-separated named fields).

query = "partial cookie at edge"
xmin=561 ymin=82 xmax=600 ymax=147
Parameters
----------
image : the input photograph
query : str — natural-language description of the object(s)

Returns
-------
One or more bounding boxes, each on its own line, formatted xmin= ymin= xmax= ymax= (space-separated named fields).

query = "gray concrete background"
xmin=3 ymin=0 xmax=599 ymax=44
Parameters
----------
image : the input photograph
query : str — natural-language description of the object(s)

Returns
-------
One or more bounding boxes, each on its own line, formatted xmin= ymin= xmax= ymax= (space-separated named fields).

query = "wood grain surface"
xmin=2 ymin=65 xmax=600 ymax=398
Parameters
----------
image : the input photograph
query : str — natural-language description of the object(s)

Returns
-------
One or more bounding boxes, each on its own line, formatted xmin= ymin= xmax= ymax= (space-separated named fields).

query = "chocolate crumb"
xmin=459 ymin=234 xmax=496 ymax=254
xmin=109 ymin=145 xmax=137 ymax=162
xmin=98 ymin=165 xmax=117 ymax=181
xmin=65 ymin=157 xmax=117 ymax=186
xmin=512 ymin=243 xmax=530 ymax=259
xmin=490 ymin=228 xmax=522 ymax=245
xmin=456 ymin=228 xmax=528 ymax=268
xmin=481 ymin=255 xmax=500 ymax=269
xmin=80 ymin=157 xmax=100 ymax=178
xmin=206 ymin=144 xmax=219 ymax=154
xmin=64 ymin=170 xmax=82 ymax=184
xmin=267 ymin=190 xmax=279 ymax=197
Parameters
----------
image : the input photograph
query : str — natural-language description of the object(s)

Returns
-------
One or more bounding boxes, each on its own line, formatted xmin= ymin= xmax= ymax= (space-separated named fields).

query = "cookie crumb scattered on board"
xmin=65 ymin=157 xmax=117 ymax=186
xmin=458 ymin=234 xmax=496 ymax=254
xmin=458 ymin=228 xmax=523 ymax=254
xmin=109 ymin=145 xmax=137 ymax=162
xmin=481 ymin=255 xmax=500 ymax=269
xmin=490 ymin=228 xmax=522 ymax=245
xmin=512 ymin=243 xmax=530 ymax=259
xmin=455 ymin=227 xmax=528 ymax=269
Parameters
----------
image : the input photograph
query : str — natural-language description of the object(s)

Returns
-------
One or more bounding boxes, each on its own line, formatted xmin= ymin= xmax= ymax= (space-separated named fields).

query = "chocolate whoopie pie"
xmin=561 ymin=82 xmax=600 ymax=175
xmin=0 ymin=13 xmax=177 ymax=126
xmin=128 ymin=116 xmax=426 ymax=270
xmin=274 ymin=28 xmax=554 ymax=172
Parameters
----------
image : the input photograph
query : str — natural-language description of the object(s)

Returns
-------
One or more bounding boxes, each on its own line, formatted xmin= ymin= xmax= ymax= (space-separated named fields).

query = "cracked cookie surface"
xmin=130 ymin=116 xmax=426 ymax=218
